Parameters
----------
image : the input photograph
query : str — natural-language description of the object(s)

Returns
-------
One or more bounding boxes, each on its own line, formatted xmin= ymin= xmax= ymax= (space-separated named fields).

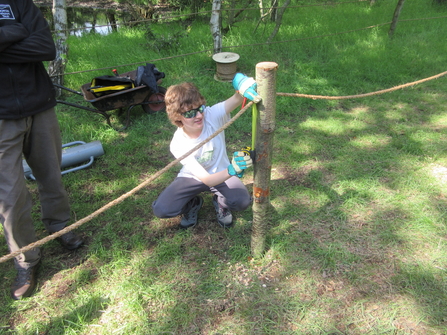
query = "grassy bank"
xmin=2 ymin=0 xmax=447 ymax=333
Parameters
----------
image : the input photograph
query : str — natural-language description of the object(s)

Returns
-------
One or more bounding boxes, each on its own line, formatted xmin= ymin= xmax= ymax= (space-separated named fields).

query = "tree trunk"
xmin=210 ymin=0 xmax=222 ymax=54
xmin=251 ymin=62 xmax=278 ymax=257
xmin=49 ymin=0 xmax=68 ymax=97
xmin=388 ymin=0 xmax=406 ymax=38
xmin=267 ymin=0 xmax=291 ymax=43
xmin=106 ymin=10 xmax=118 ymax=32
xmin=259 ymin=0 xmax=264 ymax=18
xmin=91 ymin=10 xmax=97 ymax=33
xmin=270 ymin=0 xmax=278 ymax=22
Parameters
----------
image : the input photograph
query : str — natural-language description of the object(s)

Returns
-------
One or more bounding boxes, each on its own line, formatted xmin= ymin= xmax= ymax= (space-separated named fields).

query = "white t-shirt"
xmin=170 ymin=101 xmax=230 ymax=181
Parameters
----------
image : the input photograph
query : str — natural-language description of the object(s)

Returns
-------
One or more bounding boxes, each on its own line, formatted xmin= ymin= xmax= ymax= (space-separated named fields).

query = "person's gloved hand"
xmin=227 ymin=151 xmax=253 ymax=178
xmin=232 ymin=73 xmax=262 ymax=103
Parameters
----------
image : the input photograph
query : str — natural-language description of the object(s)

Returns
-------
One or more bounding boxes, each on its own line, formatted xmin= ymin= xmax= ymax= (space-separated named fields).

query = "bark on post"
xmin=251 ymin=62 xmax=278 ymax=257
xmin=49 ymin=0 xmax=68 ymax=97
xmin=210 ymin=0 xmax=222 ymax=54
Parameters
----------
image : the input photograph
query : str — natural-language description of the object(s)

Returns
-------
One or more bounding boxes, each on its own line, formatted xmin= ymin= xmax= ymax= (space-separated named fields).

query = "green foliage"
xmin=3 ymin=0 xmax=447 ymax=334
xmin=168 ymin=0 xmax=211 ymax=11
xmin=116 ymin=0 xmax=156 ymax=5
xmin=144 ymin=25 xmax=187 ymax=53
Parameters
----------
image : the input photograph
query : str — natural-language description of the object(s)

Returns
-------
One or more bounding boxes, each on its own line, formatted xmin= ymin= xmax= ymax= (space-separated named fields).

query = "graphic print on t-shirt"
xmin=197 ymin=150 xmax=214 ymax=165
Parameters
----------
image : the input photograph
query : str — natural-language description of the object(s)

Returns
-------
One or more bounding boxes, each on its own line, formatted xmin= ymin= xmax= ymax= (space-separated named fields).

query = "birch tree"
xmin=210 ymin=0 xmax=222 ymax=54
xmin=259 ymin=0 xmax=264 ymax=18
xmin=48 ymin=0 xmax=68 ymax=96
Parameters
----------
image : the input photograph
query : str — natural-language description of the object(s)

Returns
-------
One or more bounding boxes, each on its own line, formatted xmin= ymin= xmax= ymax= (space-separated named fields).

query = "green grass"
xmin=2 ymin=0 xmax=447 ymax=333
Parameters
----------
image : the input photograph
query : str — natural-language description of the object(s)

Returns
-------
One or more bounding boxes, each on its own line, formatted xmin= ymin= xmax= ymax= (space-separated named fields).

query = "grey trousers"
xmin=0 ymin=108 xmax=70 ymax=268
xmin=152 ymin=175 xmax=251 ymax=218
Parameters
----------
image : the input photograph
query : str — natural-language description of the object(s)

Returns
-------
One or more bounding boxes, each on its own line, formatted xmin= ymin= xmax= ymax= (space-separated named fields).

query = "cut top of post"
xmin=256 ymin=62 xmax=279 ymax=71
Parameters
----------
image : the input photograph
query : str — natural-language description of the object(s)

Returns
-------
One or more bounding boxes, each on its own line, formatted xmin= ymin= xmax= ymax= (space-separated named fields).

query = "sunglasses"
xmin=183 ymin=105 xmax=205 ymax=118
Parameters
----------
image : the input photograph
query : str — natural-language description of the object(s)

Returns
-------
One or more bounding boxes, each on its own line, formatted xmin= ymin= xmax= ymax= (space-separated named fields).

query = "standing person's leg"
xmin=24 ymin=108 xmax=83 ymax=249
xmin=0 ymin=117 xmax=41 ymax=299
xmin=152 ymin=177 xmax=209 ymax=228
xmin=211 ymin=176 xmax=251 ymax=227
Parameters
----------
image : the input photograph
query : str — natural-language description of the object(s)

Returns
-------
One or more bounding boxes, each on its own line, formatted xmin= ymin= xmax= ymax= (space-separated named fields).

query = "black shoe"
xmin=11 ymin=262 xmax=40 ymax=300
xmin=56 ymin=231 xmax=83 ymax=250
xmin=179 ymin=196 xmax=204 ymax=229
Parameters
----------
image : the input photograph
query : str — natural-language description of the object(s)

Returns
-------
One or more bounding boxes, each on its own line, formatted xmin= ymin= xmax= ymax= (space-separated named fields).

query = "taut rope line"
xmin=59 ymin=17 xmax=447 ymax=77
xmin=277 ymin=70 xmax=447 ymax=100
xmin=3 ymin=69 xmax=446 ymax=263
xmin=0 ymin=102 xmax=254 ymax=264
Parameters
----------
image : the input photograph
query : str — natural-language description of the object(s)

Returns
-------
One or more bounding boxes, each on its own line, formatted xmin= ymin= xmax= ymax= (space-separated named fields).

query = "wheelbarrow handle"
xmin=53 ymin=83 xmax=83 ymax=96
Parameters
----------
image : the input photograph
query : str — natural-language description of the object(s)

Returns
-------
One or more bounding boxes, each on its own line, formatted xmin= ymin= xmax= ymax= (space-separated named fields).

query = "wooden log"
xmin=251 ymin=61 xmax=278 ymax=257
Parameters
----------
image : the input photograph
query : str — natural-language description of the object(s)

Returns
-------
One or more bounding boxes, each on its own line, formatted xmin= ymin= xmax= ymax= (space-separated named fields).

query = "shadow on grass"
xmin=2 ymin=81 xmax=447 ymax=334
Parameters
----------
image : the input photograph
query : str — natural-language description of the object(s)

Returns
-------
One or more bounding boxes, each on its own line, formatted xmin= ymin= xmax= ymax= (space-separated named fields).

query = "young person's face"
xmin=180 ymin=105 xmax=205 ymax=136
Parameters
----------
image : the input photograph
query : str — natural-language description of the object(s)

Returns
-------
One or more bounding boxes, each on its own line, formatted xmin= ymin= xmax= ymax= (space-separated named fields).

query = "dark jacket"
xmin=0 ymin=0 xmax=57 ymax=119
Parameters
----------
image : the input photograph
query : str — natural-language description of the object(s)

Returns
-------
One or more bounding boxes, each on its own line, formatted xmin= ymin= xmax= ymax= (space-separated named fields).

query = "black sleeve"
xmin=0 ymin=23 xmax=29 ymax=53
xmin=0 ymin=0 xmax=56 ymax=63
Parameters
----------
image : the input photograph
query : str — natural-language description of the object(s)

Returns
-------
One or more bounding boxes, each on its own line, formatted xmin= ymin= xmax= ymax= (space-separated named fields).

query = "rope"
xmin=3 ymin=70 xmax=445 ymax=263
xmin=48 ymin=1 xmax=370 ymax=34
xmin=56 ymin=16 xmax=447 ymax=77
xmin=59 ymin=17 xmax=446 ymax=77
xmin=0 ymin=101 xmax=253 ymax=264
xmin=277 ymin=70 xmax=447 ymax=100
xmin=56 ymin=50 xmax=215 ymax=77
xmin=4 ymin=1 xmax=442 ymax=263
xmin=67 ymin=13 xmax=444 ymax=35
xmin=58 ymin=23 xmax=384 ymax=77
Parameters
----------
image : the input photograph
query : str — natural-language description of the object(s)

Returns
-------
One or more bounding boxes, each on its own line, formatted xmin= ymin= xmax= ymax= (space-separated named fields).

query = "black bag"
xmin=135 ymin=63 xmax=165 ymax=93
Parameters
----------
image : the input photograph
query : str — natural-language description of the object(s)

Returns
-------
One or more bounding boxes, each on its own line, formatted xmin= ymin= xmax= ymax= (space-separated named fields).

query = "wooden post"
xmin=251 ymin=62 xmax=278 ymax=257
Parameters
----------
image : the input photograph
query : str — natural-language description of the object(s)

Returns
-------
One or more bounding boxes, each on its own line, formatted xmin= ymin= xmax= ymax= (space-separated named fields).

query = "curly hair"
xmin=165 ymin=82 xmax=206 ymax=128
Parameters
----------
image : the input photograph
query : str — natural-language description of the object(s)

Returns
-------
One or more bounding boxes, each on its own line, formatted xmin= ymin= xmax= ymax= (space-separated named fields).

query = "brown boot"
xmin=11 ymin=262 xmax=39 ymax=300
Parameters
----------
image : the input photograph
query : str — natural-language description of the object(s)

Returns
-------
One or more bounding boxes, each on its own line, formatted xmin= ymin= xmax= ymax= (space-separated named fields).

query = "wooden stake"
xmin=251 ymin=62 xmax=278 ymax=257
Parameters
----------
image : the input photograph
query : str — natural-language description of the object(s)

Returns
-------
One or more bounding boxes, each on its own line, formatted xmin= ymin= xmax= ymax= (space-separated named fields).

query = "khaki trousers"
xmin=0 ymin=108 xmax=70 ymax=268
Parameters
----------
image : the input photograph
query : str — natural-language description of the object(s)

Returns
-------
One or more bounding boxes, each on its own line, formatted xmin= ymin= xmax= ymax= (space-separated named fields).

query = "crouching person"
xmin=152 ymin=79 xmax=259 ymax=228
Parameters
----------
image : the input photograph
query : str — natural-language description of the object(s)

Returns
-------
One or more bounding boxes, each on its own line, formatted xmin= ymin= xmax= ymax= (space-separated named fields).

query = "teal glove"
xmin=227 ymin=151 xmax=253 ymax=178
xmin=227 ymin=165 xmax=244 ymax=178
xmin=232 ymin=73 xmax=262 ymax=103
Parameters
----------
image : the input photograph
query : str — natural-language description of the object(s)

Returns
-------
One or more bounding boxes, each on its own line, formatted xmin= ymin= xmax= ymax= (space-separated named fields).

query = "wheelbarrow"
xmin=55 ymin=68 xmax=166 ymax=130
